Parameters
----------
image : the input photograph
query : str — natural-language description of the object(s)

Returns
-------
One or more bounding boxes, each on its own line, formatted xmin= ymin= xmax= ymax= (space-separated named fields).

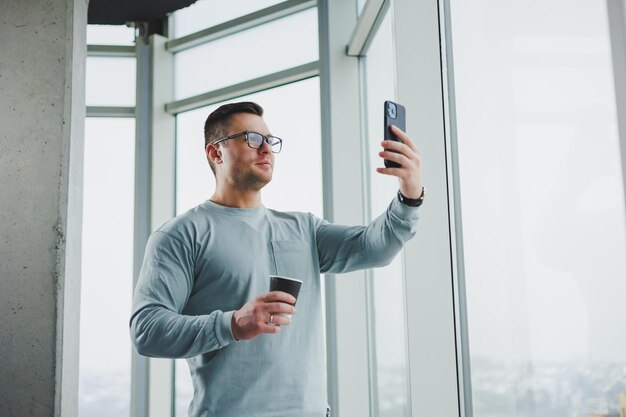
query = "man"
xmin=130 ymin=102 xmax=424 ymax=417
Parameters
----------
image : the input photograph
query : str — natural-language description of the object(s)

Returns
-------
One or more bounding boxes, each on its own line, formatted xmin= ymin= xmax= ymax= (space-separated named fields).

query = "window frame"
xmin=392 ymin=0 xmax=465 ymax=414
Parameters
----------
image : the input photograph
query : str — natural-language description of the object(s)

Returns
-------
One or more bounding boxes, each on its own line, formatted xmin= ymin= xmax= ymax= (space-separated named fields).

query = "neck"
xmin=210 ymin=187 xmax=262 ymax=209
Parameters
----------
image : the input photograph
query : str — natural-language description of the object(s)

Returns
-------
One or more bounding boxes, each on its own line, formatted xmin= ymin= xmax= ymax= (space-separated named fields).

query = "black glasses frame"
xmin=212 ymin=131 xmax=283 ymax=154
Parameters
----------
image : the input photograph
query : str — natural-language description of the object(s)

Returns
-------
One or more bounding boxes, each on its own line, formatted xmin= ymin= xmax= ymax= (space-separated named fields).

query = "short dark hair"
xmin=204 ymin=102 xmax=264 ymax=175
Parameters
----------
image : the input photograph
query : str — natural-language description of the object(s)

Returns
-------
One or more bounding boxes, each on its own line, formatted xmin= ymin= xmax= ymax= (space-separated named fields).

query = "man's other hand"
xmin=231 ymin=291 xmax=297 ymax=341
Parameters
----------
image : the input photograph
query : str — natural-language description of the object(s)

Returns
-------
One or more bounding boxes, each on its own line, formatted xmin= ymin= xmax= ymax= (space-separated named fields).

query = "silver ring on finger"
xmin=269 ymin=314 xmax=274 ymax=324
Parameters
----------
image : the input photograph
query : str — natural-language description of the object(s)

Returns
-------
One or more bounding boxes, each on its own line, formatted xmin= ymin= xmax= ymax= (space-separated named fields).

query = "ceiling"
xmin=88 ymin=0 xmax=199 ymax=36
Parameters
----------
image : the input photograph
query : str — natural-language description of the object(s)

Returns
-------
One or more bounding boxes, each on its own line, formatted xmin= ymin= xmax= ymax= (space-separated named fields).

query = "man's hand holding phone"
xmin=378 ymin=124 xmax=423 ymax=200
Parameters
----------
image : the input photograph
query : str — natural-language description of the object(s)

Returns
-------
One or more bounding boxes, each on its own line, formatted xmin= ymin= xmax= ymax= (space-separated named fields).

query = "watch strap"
xmin=397 ymin=187 xmax=425 ymax=207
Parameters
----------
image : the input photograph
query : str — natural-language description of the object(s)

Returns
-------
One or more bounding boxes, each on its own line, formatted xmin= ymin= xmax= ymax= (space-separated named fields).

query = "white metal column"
xmin=318 ymin=0 xmax=373 ymax=416
xmin=131 ymin=31 xmax=176 ymax=417
xmin=148 ymin=33 xmax=177 ymax=417
xmin=393 ymin=0 xmax=462 ymax=415
xmin=131 ymin=27 xmax=151 ymax=417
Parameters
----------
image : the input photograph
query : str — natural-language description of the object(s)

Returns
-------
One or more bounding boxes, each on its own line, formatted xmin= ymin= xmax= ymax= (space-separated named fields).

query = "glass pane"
xmin=175 ymin=77 xmax=322 ymax=216
xmin=364 ymin=11 xmax=410 ymax=417
xmin=79 ymin=118 xmax=135 ymax=417
xmin=174 ymin=78 xmax=322 ymax=415
xmin=173 ymin=0 xmax=284 ymax=38
xmin=175 ymin=359 xmax=193 ymax=417
xmin=175 ymin=105 xmax=216 ymax=214
xmin=449 ymin=0 xmax=626 ymax=416
xmin=174 ymin=8 xmax=318 ymax=100
xmin=87 ymin=24 xmax=135 ymax=45
xmin=86 ymin=57 xmax=136 ymax=106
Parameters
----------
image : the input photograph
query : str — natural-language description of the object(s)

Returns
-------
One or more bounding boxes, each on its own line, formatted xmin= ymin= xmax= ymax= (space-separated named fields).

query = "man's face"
xmin=209 ymin=113 xmax=275 ymax=190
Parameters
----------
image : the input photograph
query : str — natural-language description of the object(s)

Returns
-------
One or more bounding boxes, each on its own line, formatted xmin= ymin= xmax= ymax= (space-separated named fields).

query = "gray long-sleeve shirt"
xmin=130 ymin=198 xmax=419 ymax=417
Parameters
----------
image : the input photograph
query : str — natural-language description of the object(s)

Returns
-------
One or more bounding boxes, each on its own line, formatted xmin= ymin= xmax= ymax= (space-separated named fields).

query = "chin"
xmin=257 ymin=170 xmax=273 ymax=184
xmin=249 ymin=174 xmax=272 ymax=190
xmin=259 ymin=177 xmax=272 ymax=188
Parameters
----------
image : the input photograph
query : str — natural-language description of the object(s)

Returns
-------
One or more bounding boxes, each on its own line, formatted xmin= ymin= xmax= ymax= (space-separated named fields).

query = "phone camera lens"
xmin=387 ymin=103 xmax=397 ymax=119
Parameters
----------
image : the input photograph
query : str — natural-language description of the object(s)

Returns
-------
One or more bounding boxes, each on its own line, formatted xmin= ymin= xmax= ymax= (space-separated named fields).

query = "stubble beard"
xmin=232 ymin=167 xmax=272 ymax=192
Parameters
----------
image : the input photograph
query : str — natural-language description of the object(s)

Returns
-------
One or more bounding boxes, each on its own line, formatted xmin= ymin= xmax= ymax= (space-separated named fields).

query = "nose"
xmin=258 ymin=138 xmax=271 ymax=154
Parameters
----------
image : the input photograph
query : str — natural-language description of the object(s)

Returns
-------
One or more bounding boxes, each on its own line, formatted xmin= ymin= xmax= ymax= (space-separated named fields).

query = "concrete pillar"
xmin=0 ymin=0 xmax=87 ymax=416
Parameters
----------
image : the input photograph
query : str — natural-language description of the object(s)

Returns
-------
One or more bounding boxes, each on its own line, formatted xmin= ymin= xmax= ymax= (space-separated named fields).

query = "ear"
xmin=206 ymin=143 xmax=222 ymax=164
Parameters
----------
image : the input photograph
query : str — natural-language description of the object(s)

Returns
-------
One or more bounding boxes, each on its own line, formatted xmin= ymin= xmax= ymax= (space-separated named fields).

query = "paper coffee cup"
xmin=270 ymin=275 xmax=303 ymax=320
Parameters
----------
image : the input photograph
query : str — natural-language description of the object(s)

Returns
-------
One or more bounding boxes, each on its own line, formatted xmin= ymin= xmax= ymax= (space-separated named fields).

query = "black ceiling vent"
xmin=88 ymin=0 xmax=199 ymax=36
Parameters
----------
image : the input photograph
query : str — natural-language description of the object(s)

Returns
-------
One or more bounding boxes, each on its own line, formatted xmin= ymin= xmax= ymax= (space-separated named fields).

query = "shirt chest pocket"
xmin=270 ymin=240 xmax=315 ymax=292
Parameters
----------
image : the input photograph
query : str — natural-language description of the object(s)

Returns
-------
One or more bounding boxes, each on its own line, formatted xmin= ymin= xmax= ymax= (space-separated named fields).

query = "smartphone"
xmin=383 ymin=100 xmax=406 ymax=168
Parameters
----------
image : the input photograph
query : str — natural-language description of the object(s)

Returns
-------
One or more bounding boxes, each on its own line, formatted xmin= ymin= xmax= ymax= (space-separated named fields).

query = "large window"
xmin=174 ymin=77 xmax=323 ymax=416
xmin=449 ymin=0 xmax=626 ymax=415
xmin=174 ymin=8 xmax=319 ymax=99
xmin=172 ymin=0 xmax=285 ymax=38
xmin=87 ymin=24 xmax=135 ymax=45
xmin=80 ymin=24 xmax=136 ymax=417
xmin=79 ymin=118 xmax=136 ymax=417
xmin=84 ymin=24 xmax=136 ymax=110
xmin=85 ymin=57 xmax=136 ymax=107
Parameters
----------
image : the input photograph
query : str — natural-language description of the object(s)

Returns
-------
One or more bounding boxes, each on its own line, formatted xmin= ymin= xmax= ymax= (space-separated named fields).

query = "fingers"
xmin=378 ymin=144 xmax=420 ymax=174
xmin=262 ymin=291 xmax=297 ymax=305
xmin=376 ymin=166 xmax=404 ymax=176
xmin=381 ymin=137 xmax=420 ymax=158
xmin=379 ymin=126 xmax=422 ymax=190
xmin=389 ymin=125 xmax=418 ymax=152
xmin=268 ymin=313 xmax=292 ymax=326
xmin=379 ymin=150 xmax=411 ymax=167
xmin=383 ymin=126 xmax=420 ymax=165
xmin=258 ymin=322 xmax=282 ymax=334
xmin=232 ymin=309 xmax=292 ymax=340
xmin=247 ymin=301 xmax=296 ymax=323
xmin=233 ymin=292 xmax=300 ymax=340
xmin=265 ymin=301 xmax=297 ymax=315
xmin=256 ymin=312 xmax=292 ymax=336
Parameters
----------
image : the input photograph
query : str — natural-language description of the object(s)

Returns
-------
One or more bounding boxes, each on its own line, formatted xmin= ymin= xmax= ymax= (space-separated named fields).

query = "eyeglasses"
xmin=212 ymin=131 xmax=283 ymax=154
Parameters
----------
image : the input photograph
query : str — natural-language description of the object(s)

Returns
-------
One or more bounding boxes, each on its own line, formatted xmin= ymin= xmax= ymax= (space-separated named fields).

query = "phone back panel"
xmin=384 ymin=101 xmax=406 ymax=168
xmin=384 ymin=101 xmax=406 ymax=142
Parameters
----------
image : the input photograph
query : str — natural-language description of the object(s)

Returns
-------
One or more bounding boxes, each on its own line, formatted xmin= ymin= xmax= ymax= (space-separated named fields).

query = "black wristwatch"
xmin=397 ymin=187 xmax=425 ymax=207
